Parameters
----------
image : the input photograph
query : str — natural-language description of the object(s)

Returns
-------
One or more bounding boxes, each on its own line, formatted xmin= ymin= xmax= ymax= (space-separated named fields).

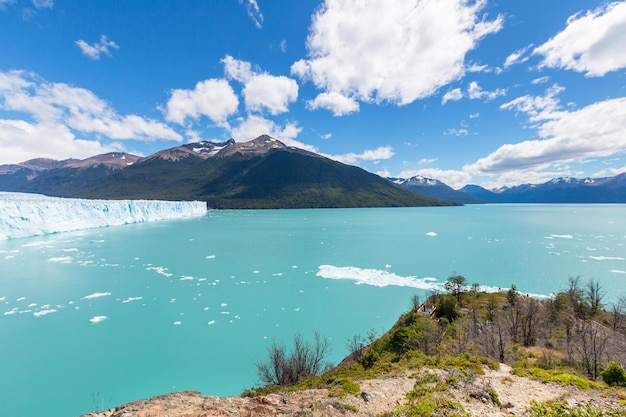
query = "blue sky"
xmin=1 ymin=0 xmax=625 ymax=189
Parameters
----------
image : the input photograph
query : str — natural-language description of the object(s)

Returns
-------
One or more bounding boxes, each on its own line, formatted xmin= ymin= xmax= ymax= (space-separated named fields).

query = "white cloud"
xmin=222 ymin=55 xmax=255 ymax=82
xmin=398 ymin=168 xmax=471 ymax=189
xmin=499 ymin=84 xmax=564 ymax=121
xmin=503 ymin=45 xmax=532 ymax=68
xmin=467 ymin=81 xmax=506 ymax=101
xmin=222 ymin=55 xmax=298 ymax=115
xmin=418 ymin=158 xmax=438 ymax=165
xmin=0 ymin=70 xmax=181 ymax=142
xmin=243 ymin=74 xmax=298 ymax=115
xmin=306 ymin=92 xmax=359 ymax=116
xmin=592 ymin=165 xmax=626 ymax=178
xmin=441 ymin=88 xmax=463 ymax=105
xmin=32 ymin=0 xmax=52 ymax=8
xmin=533 ymin=2 xmax=626 ymax=76
xmin=75 ymin=35 xmax=119 ymax=60
xmin=292 ymin=0 xmax=503 ymax=113
xmin=467 ymin=86 xmax=626 ymax=175
xmin=531 ymin=76 xmax=550 ymax=84
xmin=327 ymin=146 xmax=394 ymax=165
xmin=469 ymin=112 xmax=480 ymax=119
xmin=165 ymin=79 xmax=239 ymax=126
xmin=444 ymin=128 xmax=468 ymax=137
xmin=0 ymin=0 xmax=16 ymax=9
xmin=240 ymin=0 xmax=263 ymax=29
xmin=0 ymin=119 xmax=121 ymax=165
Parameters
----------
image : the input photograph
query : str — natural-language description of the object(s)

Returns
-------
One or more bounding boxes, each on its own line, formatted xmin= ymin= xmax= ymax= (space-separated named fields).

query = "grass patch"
xmin=512 ymin=367 xmax=606 ymax=390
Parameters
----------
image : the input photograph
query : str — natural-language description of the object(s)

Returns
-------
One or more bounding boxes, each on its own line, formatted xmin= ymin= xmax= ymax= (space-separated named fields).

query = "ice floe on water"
xmin=316 ymin=265 xmax=440 ymax=290
xmin=546 ymin=234 xmax=574 ymax=239
xmin=81 ymin=292 xmax=112 ymax=300
xmin=33 ymin=309 xmax=57 ymax=317
xmin=589 ymin=256 xmax=625 ymax=261
xmin=425 ymin=232 xmax=437 ymax=237
xmin=611 ymin=270 xmax=626 ymax=274
xmin=48 ymin=256 xmax=72 ymax=263
xmin=146 ymin=266 xmax=173 ymax=277
xmin=89 ymin=316 xmax=108 ymax=323
xmin=121 ymin=297 xmax=142 ymax=303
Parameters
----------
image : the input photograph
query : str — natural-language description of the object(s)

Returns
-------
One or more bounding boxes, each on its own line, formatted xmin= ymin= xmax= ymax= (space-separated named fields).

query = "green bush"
xmin=601 ymin=362 xmax=626 ymax=387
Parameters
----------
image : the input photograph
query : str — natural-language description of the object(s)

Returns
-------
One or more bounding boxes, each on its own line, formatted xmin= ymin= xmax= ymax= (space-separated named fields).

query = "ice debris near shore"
xmin=0 ymin=192 xmax=207 ymax=239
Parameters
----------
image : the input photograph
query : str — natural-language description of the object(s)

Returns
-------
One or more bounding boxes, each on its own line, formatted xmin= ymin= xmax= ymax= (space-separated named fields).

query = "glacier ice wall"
xmin=0 ymin=192 xmax=207 ymax=239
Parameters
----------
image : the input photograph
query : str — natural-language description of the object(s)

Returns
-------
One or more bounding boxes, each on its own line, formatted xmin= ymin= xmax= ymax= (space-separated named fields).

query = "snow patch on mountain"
xmin=0 ymin=192 xmax=206 ymax=239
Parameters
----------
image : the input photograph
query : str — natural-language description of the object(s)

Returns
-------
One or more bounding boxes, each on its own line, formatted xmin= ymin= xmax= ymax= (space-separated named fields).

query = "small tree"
xmin=435 ymin=294 xmax=460 ymax=322
xmin=444 ymin=274 xmax=467 ymax=302
xmin=601 ymin=361 xmax=626 ymax=386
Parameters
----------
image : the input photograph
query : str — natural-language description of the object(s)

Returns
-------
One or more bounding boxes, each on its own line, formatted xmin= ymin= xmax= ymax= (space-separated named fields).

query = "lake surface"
xmin=1 ymin=205 xmax=625 ymax=417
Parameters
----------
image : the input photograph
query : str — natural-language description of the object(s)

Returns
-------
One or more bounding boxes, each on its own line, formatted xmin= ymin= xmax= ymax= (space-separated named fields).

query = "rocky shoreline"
xmin=80 ymin=364 xmax=625 ymax=417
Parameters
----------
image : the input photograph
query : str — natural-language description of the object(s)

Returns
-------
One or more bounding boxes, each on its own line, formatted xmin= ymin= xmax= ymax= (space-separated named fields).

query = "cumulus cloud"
xmin=0 ymin=70 xmax=181 ymax=140
xmin=0 ymin=70 xmax=181 ymax=164
xmin=466 ymin=86 xmax=626 ymax=175
xmin=533 ymin=2 xmax=626 ymax=76
xmin=327 ymin=146 xmax=394 ymax=165
xmin=165 ymin=79 xmax=239 ymax=126
xmin=467 ymin=81 xmax=506 ymax=101
xmin=292 ymin=0 xmax=503 ymax=114
xmin=76 ymin=35 xmax=119 ymax=60
xmin=441 ymin=88 xmax=463 ymax=105
xmin=243 ymin=74 xmax=298 ymax=115
xmin=306 ymin=92 xmax=359 ymax=116
xmin=222 ymin=55 xmax=298 ymax=115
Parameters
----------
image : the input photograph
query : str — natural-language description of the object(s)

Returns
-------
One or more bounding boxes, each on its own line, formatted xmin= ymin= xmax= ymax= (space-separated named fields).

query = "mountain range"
xmin=0 ymin=135 xmax=452 ymax=209
xmin=393 ymin=174 xmax=626 ymax=204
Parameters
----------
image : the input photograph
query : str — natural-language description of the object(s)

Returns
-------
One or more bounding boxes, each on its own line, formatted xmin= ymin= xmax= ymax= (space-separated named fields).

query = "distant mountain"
xmin=0 ymin=135 xmax=455 ymax=209
xmin=390 ymin=175 xmax=483 ymax=204
xmin=460 ymin=174 xmax=626 ymax=203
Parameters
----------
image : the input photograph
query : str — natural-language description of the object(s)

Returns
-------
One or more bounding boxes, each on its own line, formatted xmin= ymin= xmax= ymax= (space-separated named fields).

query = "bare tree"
xmin=585 ymin=278 xmax=605 ymax=317
xmin=609 ymin=296 xmax=626 ymax=333
xmin=346 ymin=334 xmax=367 ymax=362
xmin=409 ymin=294 xmax=422 ymax=312
xmin=256 ymin=332 xmax=331 ymax=387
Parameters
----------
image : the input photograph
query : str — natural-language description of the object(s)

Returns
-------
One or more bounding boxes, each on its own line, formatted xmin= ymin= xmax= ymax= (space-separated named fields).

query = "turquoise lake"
xmin=1 ymin=205 xmax=625 ymax=417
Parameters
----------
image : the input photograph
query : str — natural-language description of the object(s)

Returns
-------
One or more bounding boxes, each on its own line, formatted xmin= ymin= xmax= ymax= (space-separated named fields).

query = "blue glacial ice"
xmin=0 ymin=192 xmax=207 ymax=239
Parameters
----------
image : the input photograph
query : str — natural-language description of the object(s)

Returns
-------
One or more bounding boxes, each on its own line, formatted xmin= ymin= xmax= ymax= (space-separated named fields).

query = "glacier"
xmin=0 ymin=192 xmax=207 ymax=239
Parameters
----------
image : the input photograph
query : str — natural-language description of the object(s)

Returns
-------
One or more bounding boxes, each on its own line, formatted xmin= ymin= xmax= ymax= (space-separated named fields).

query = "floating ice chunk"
xmin=220 ymin=303 xmax=227 ymax=307
xmin=173 ymin=321 xmax=182 ymax=325
xmin=208 ymin=320 xmax=215 ymax=325
xmin=121 ymin=297 xmax=143 ymax=303
xmin=589 ymin=256 xmax=625 ymax=261
xmin=34 ymin=309 xmax=57 ymax=317
xmin=547 ymin=234 xmax=574 ymax=239
xmin=180 ymin=276 xmax=194 ymax=281
xmin=316 ymin=265 xmax=441 ymax=290
xmin=89 ymin=316 xmax=108 ymax=323
xmin=220 ymin=311 xmax=230 ymax=315
xmin=17 ymin=297 xmax=26 ymax=301
xmin=425 ymin=232 xmax=437 ymax=237
xmin=205 ymin=255 xmax=216 ymax=259
xmin=611 ymin=270 xmax=626 ymax=274
xmin=3 ymin=308 xmax=18 ymax=315
xmin=548 ymin=252 xmax=560 ymax=256
xmin=82 ymin=292 xmax=111 ymax=300
xmin=48 ymin=256 xmax=73 ymax=263
xmin=146 ymin=266 xmax=173 ymax=277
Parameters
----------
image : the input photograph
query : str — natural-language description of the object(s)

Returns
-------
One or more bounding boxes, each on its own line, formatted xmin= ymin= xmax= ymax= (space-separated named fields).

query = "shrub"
xmin=601 ymin=362 xmax=626 ymax=387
